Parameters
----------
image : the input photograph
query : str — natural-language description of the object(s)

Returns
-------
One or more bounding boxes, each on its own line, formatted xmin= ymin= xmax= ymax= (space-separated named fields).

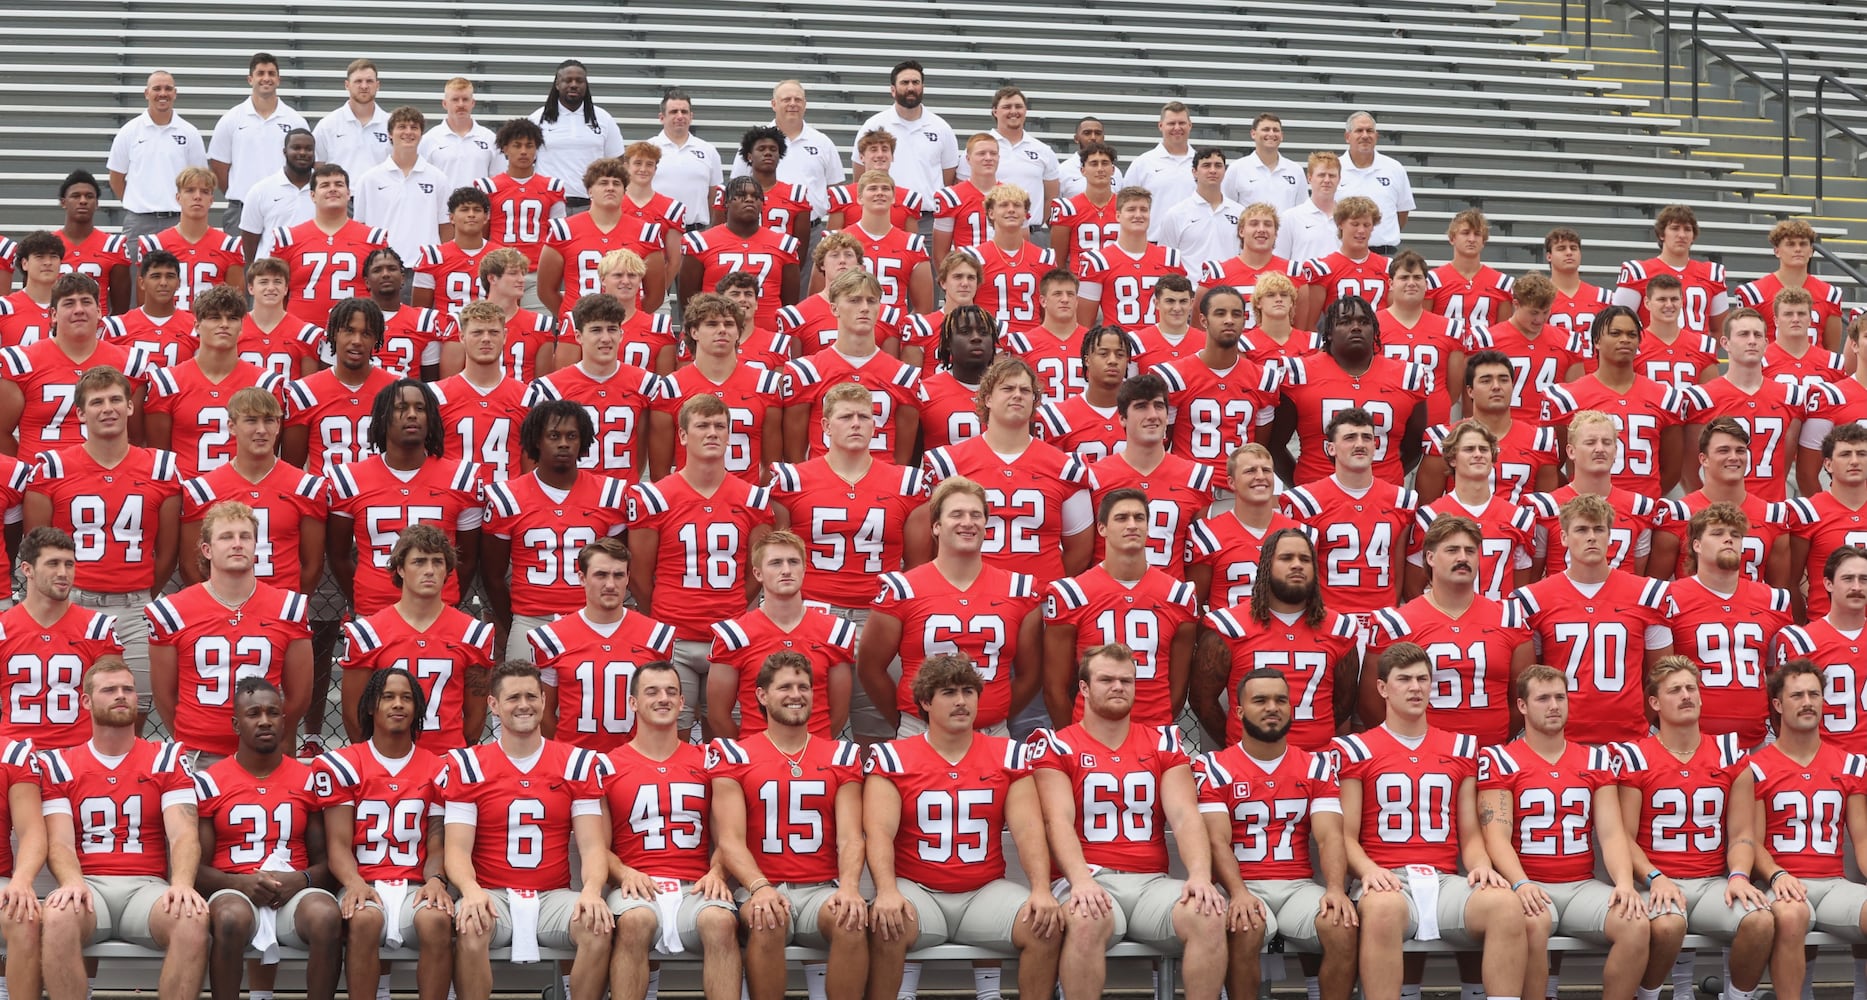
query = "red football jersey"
xmin=1368 ymin=595 xmax=1529 ymax=746
xmin=1511 ymin=571 xmax=1671 ymax=745
xmin=59 ymin=230 xmax=133 ymax=318
xmin=1747 ymin=742 xmax=1865 ymax=879
xmin=1616 ymin=257 xmax=1730 ymax=337
xmin=464 ymin=308 xmax=558 ymax=384
xmin=1003 ymin=326 xmax=1091 ymax=406
xmin=1405 ymin=495 xmax=1535 ymax=601
xmin=1778 ymin=618 xmax=1867 ymax=737
xmin=269 ymin=219 xmax=391 ymax=324
xmin=866 ymin=734 xmax=1029 ymax=892
xmin=39 ymin=740 xmax=191 ymax=876
xmin=1279 ymin=353 xmax=1433 ymax=485
xmin=0 ymin=742 xmax=38 ymax=876
xmin=530 ymin=609 xmax=676 ymax=751
xmin=627 ymin=474 xmax=775 ymax=640
xmin=1614 ymin=734 xmax=1746 ymax=878
xmin=238 ymin=314 xmax=326 ymax=380
xmin=922 ymin=436 xmax=1091 ymax=586
xmin=1785 ymin=491 xmax=1867 ymax=618
xmin=1656 ymin=491 xmax=1790 ymax=581
xmin=282 ymin=366 xmax=399 ymax=477
xmin=1078 ymin=243 xmax=1190 ymax=326
xmin=1205 ymin=602 xmax=1360 ymax=750
xmin=682 ymin=225 xmax=801 ymax=330
xmin=147 ymin=582 xmax=310 ymax=755
xmin=1200 ymin=255 xmax=1290 ymax=329
xmin=1542 ymin=373 xmax=1686 ymax=498
xmin=1627 ymin=329 xmax=1720 ymax=389
xmin=775 ymin=296 xmax=903 ymax=357
xmin=28 ymin=446 xmax=181 ymax=592
xmin=915 ymin=371 xmax=983 ymax=452
xmin=654 ymin=362 xmax=787 ymax=483
xmin=1284 ymin=475 xmax=1419 ymax=616
xmin=1425 ymin=264 xmax=1512 ymax=334
xmin=327 ymin=456 xmax=485 ymax=615
xmin=1477 ymin=740 xmax=1619 ymax=884
xmin=1677 ymin=379 xmax=1809 ymax=503
xmin=145 ymin=362 xmax=287 ymax=477
xmin=339 ymin=606 xmax=495 ymax=743
xmin=1044 ymin=566 xmax=1200 ymax=726
xmin=1034 ymin=397 xmax=1124 ymax=464
xmin=604 ymin=741 xmax=712 ymax=882
xmin=413 ymin=240 xmax=499 ymax=316
xmin=1376 ymin=308 xmax=1463 ymax=424
xmin=0 ymin=604 xmax=122 ymax=748
xmin=1127 ymin=325 xmax=1206 ymax=370
xmin=2 ymin=339 xmax=154 ymax=456
xmin=180 ymin=459 xmax=327 ymax=584
xmin=710 ymin=607 xmax=857 ymax=738
xmin=485 ymin=472 xmax=630 ymax=615
xmin=711 ymin=182 xmax=808 ymax=239
xmin=769 ymin=457 xmax=926 ymax=608
xmin=846 ymin=223 xmax=929 ymax=313
xmin=1049 ymin=194 xmax=1119 ymax=271
xmin=1187 ymin=509 xmax=1304 ymax=610
xmin=546 ymin=214 xmax=664 ymax=317
xmin=313 ymin=743 xmax=448 ymax=882
xmin=138 ymin=228 xmax=243 ymax=312
xmin=1084 ymin=451 xmax=1214 ymax=573
xmin=1194 ymin=744 xmax=1340 ymax=881
xmin=825 ymin=186 xmax=921 ymax=233
xmin=1154 ymin=355 xmax=1282 ymax=490
xmin=1547 ymin=281 xmax=1611 ymax=347
xmin=431 ymin=374 xmax=528 ymax=483
xmin=1027 ymin=722 xmax=1190 ymax=873
xmin=1763 ymin=342 xmax=1847 ymax=396
xmin=1464 ymin=319 xmax=1587 ymax=422
xmin=476 ymin=173 xmax=567 ymax=267
xmin=103 ymin=309 xmax=197 ymax=369
xmin=522 ymin=361 xmax=661 ymax=480
xmin=782 ymin=348 xmax=921 ymax=458
xmin=195 ymin=755 xmax=321 ymax=873
xmin=1334 ymin=725 xmax=1479 ymax=873
xmin=1237 ymin=327 xmax=1322 ymax=368
xmin=1421 ymin=419 xmax=1560 ymax=505
xmin=0 ymin=291 xmax=52 ymax=348
xmin=965 ymin=241 xmax=1056 ymax=332
xmin=872 ymin=563 xmax=1041 ymax=727
xmin=1736 ymin=273 xmax=1847 ymax=340
xmin=933 ymin=182 xmax=989 ymax=251
xmin=0 ymin=454 xmax=32 ymax=578
xmin=706 ymin=733 xmax=863 ymax=884
xmin=376 ymin=306 xmax=444 ymax=378
xmin=441 ymin=740 xmax=608 ymax=891
xmin=1296 ymin=251 xmax=1392 ymax=312
xmin=1524 ymin=485 xmax=1662 ymax=576
xmin=1663 ymin=576 xmax=1793 ymax=744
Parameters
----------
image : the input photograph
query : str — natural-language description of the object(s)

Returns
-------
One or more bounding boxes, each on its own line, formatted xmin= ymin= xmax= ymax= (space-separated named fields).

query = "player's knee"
xmin=1772 ymin=898 xmax=1811 ymax=930
xmin=209 ymin=900 xmax=254 ymax=942
xmin=298 ymin=896 xmax=343 ymax=942
xmin=349 ymin=903 xmax=386 ymax=936
xmin=1526 ymin=907 xmax=1553 ymax=941
xmin=1228 ymin=922 xmax=1266 ymax=953
xmin=1176 ymin=903 xmax=1225 ymax=946
xmin=168 ymin=907 xmax=209 ymax=946
xmin=456 ymin=920 xmax=493 ymax=951
xmin=1063 ymin=907 xmax=1113 ymax=941
xmin=615 ymin=908 xmax=658 ymax=946
xmin=1358 ymin=891 xmax=1407 ymax=930
xmin=1648 ymin=913 xmax=1687 ymax=945
xmin=697 ymin=907 xmax=736 ymax=948
xmin=414 ymin=906 xmax=450 ymax=945
xmin=3 ymin=913 xmax=40 ymax=949
xmin=1737 ymin=906 xmax=1776 ymax=936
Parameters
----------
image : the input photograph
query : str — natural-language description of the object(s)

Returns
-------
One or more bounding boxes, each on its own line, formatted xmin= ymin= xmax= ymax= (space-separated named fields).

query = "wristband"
xmin=1727 ymin=871 xmax=1751 ymax=882
xmin=427 ymin=874 xmax=447 ymax=885
xmin=1511 ymin=879 xmax=1530 ymax=891
xmin=747 ymin=878 xmax=772 ymax=893
xmin=303 ymin=870 xmax=313 ymax=888
xmin=1645 ymin=868 xmax=1663 ymax=884
xmin=1769 ymin=870 xmax=1791 ymax=885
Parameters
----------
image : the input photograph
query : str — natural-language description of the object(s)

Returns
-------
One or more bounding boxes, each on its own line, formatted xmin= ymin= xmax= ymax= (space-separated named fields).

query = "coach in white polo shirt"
xmin=1275 ymin=151 xmax=1342 ymax=264
xmin=1336 ymin=111 xmax=1414 ymax=255
xmin=108 ymin=70 xmax=209 ymax=252
xmin=207 ymin=52 xmax=308 ymax=237
xmin=647 ymin=88 xmax=721 ymax=225
xmin=419 ymin=77 xmax=501 ymax=193
xmin=529 ymin=59 xmax=625 ymax=210
xmin=354 ymin=107 xmax=452 ymax=261
xmin=728 ymin=79 xmax=844 ymax=220
xmin=1158 ymin=148 xmax=1243 ymax=272
xmin=1125 ymin=101 xmax=1197 ymax=243
xmin=852 ymin=60 xmax=957 ymax=210
xmin=313 ymin=58 xmax=391 ymax=182
xmin=956 ymin=86 xmax=1059 ymax=230
xmin=1057 ymin=117 xmax=1125 ymax=199
xmin=1223 ymin=112 xmax=1307 ymax=212
xmin=238 ymin=128 xmax=317 ymax=262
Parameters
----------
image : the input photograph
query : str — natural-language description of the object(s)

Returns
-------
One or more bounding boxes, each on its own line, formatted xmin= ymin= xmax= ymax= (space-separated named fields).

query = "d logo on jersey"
xmin=704 ymin=744 xmax=722 ymax=769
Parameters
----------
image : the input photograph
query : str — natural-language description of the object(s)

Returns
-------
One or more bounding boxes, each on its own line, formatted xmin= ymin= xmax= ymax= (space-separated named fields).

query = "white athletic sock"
xmin=973 ymin=965 xmax=1001 ymax=1000
xmin=1723 ymin=985 xmax=1754 ymax=1000
xmin=377 ymin=974 xmax=392 ymax=1000
xmin=897 ymin=961 xmax=922 ymax=1000
xmin=1637 ymin=988 xmax=1662 ymax=1000
xmin=252 ymin=991 xmax=274 ymax=1000
xmin=1306 ymin=976 xmax=1322 ymax=1000
xmin=1546 ymin=974 xmax=1560 ymax=1000
xmin=647 ymin=967 xmax=661 ymax=1000
xmin=1672 ymin=952 xmax=1697 ymax=997
xmin=805 ymin=962 xmax=828 ymax=1000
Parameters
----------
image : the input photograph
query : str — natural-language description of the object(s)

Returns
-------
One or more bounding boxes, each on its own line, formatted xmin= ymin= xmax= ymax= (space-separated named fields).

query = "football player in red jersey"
xmin=24 ymin=366 xmax=180 ymax=722
xmin=475 ymin=118 xmax=566 ymax=295
xmin=722 ymin=127 xmax=813 ymax=247
xmin=1523 ymin=409 xmax=1661 ymax=576
xmin=1612 ymin=204 xmax=1731 ymax=339
xmin=1543 ymin=227 xmax=1611 ymax=348
xmin=140 ymin=166 xmax=245 ymax=311
xmin=710 ymin=654 xmax=868 ymax=1000
xmin=1737 ymin=219 xmax=1847 ymax=346
xmin=1128 ymin=274 xmax=1205 ymax=367
xmin=1186 ymin=444 xmax=1301 ymax=609
xmin=781 ymin=269 xmax=921 ymax=463
xmin=412 ymin=186 xmax=497 ymax=317
xmin=827 ymin=130 xmax=921 ymax=234
xmin=964 ymin=183 xmax=1056 ymax=333
xmin=1191 ymin=528 xmax=1359 ymax=750
xmin=709 ymin=530 xmax=856 ymax=739
xmin=618 ymin=142 xmax=686 ymax=307
xmin=1475 ymin=665 xmax=1647 ymax=1000
xmin=1285 ymin=407 xmax=1420 ymax=630
xmin=1086 ymin=374 xmax=1214 ymax=573
xmin=1464 ymin=272 xmax=1585 ymax=423
xmin=1427 ymin=209 xmax=1514 ymax=335
xmin=1381 ymin=249 xmax=1466 ymax=425
xmin=361 ymin=249 xmax=444 ymax=380
xmin=1200 ymin=202 xmax=1289 ymax=329
xmin=195 ymin=678 xmax=342 ymax=1000
xmin=1336 ymin=643 xmax=1527 ymax=1000
xmin=1615 ymin=657 xmax=1771 ymax=1000
xmin=864 ymin=654 xmax=1064 ymax=1000
xmin=268 ymin=163 xmax=392 ymax=325
xmin=1416 ymin=349 xmax=1561 ymax=505
xmin=1764 ymin=286 xmax=1846 ymax=399
xmin=180 ymin=387 xmax=326 ymax=591
xmin=1402 ymin=421 xmax=1534 ymax=602
xmin=527 ymin=536 xmax=673 ymax=750
xmin=238 ymin=259 xmax=325 ymax=379
xmin=0 ymin=272 xmax=155 ymax=458
xmin=1511 ymin=494 xmax=1673 ymax=745
xmin=445 ymin=662 xmax=614 ymax=1000
xmin=40 ymin=656 xmax=208 ymax=1000
xmin=340 ymin=526 xmax=494 ymax=745
xmin=145 ymin=285 xmax=286 ymax=478
xmin=1031 ymin=644 xmax=1226 ymax=1000
xmin=921 ymin=355 xmax=1092 ymax=585
xmin=484 ymin=399 xmax=627 ymax=655
xmin=629 ymin=394 xmax=775 ymax=734
xmin=149 ymin=501 xmax=312 ymax=763
xmin=1373 ymin=514 xmax=1532 ymax=746
xmin=0 ymin=230 xmax=70 ymax=347
xmin=898 ymin=250 xmax=978 ymax=369
xmin=1793 ymin=302 xmax=1865 ymax=494
xmin=1155 ymin=285 xmax=1283 ymax=491
xmin=106 ymin=250 xmax=197 ymax=367
xmin=1042 ymin=488 xmax=1200 ymax=726
xmin=0 ymin=723 xmax=42 ymax=1000
xmin=282 ymin=297 xmax=398 ymax=476
xmin=523 ymin=293 xmax=661 ymax=481
xmin=1746 ymin=660 xmax=1867 ymax=1000
xmin=1239 ymin=271 xmax=1322 ymax=366
xmin=1047 ymin=141 xmax=1118 ymax=275
xmin=840 ymin=167 xmax=933 ymax=313
xmin=1679 ymin=308 xmax=1809 ymax=500
xmin=1076 ymin=187 xmax=1192 ymax=328
xmin=651 ymin=294 xmax=785 ymax=482
xmin=1778 ymin=546 xmax=1867 ymax=738
xmin=55 ymin=170 xmax=133 ymax=315
xmin=1651 ymin=419 xmax=1793 ymax=585
xmin=561 ymin=248 xmax=673 ymax=375
xmin=1002 ymin=269 xmax=1092 ymax=405
xmin=913 ymin=305 xmax=995 ymax=452
xmin=1787 ymin=424 xmax=1867 ymax=620
xmin=1663 ymin=502 xmax=1793 ymax=746
xmin=781 ymin=232 xmax=902 ymax=357
xmin=1272 ymin=295 xmax=1432 ymax=487
xmin=931 ymin=134 xmax=999 ymax=267
xmin=1293 ymin=196 xmax=1390 ymax=328
xmin=681 ymin=176 xmax=801 ymax=331
xmin=430 ymin=300 xmax=527 ymax=481
xmin=316 ymin=667 xmax=453 ymax=1000
xmin=603 ymin=659 xmax=738 ymax=1000
xmin=1196 ymin=667 xmax=1359 ymax=1000
xmin=1034 ymin=323 xmax=1129 ymax=463
xmin=0 ymin=528 xmax=124 ymax=748
xmin=438 ymin=249 xmax=558 ymax=381
xmin=1544 ymin=305 xmax=1686 ymax=498
xmin=540 ymin=158 xmax=665 ymax=320
xmin=1615 ymin=274 xmax=1719 ymax=389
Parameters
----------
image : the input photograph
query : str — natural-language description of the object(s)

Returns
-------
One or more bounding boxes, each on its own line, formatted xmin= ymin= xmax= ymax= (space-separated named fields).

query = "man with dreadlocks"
xmin=681 ymin=176 xmax=802 ymax=332
xmin=913 ymin=305 xmax=997 ymax=452
xmin=315 ymin=666 xmax=454 ymax=1000
xmin=1271 ymin=293 xmax=1432 ymax=486
xmin=1189 ymin=527 xmax=1359 ymax=751
xmin=528 ymin=60 xmax=624 ymax=214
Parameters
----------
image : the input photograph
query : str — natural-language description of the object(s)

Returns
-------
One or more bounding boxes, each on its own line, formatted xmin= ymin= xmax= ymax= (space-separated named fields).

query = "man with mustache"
xmin=1777 ymin=545 xmax=1867 ymax=741
xmin=1401 ymin=419 xmax=1535 ymax=603
xmin=1650 ymin=418 xmax=1793 ymax=585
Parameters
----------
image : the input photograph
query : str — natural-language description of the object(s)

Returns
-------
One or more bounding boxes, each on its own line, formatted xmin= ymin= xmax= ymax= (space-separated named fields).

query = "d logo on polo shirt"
xmin=419 ymin=183 xmax=434 ymax=194
xmin=172 ymin=135 xmax=188 ymax=146
xmin=1379 ymin=177 xmax=1391 ymax=187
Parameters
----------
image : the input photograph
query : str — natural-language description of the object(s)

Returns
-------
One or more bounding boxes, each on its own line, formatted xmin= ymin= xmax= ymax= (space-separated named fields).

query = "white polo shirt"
xmin=207 ymin=98 xmax=310 ymax=204
xmin=1337 ymin=150 xmax=1416 ymax=247
xmin=1275 ymin=200 xmax=1338 ymax=264
xmin=647 ymin=130 xmax=723 ymax=225
xmin=313 ymin=103 xmax=391 ymax=184
xmin=1057 ymin=153 xmax=1124 ymax=200
xmin=528 ymin=102 xmax=625 ymax=199
xmin=1223 ymin=153 xmax=1309 ymax=213
xmin=729 ymin=121 xmax=844 ymax=219
xmin=851 ymin=106 xmax=958 ymax=207
xmin=1159 ymin=194 xmax=1244 ymax=272
xmin=106 ymin=112 xmax=209 ymax=214
xmin=955 ymin=130 xmax=1060 ymax=229
xmin=419 ymin=122 xmax=502 ymax=195
xmin=1124 ymin=144 xmax=1196 ymax=243
xmin=353 ymin=157 xmax=452 ymax=260
xmin=238 ymin=170 xmax=316 ymax=257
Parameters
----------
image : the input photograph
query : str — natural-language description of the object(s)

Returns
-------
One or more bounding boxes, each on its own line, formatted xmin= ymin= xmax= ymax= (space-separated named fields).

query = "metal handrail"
xmin=1559 ymin=0 xmax=1595 ymax=51
xmin=1814 ymin=242 xmax=1867 ymax=294
xmin=1814 ymin=73 xmax=1867 ymax=204
xmin=1689 ymin=4 xmax=1791 ymax=178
